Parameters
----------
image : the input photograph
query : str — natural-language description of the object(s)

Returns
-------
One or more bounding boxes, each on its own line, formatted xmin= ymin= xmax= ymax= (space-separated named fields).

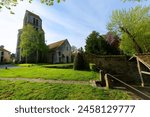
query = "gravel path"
xmin=0 ymin=64 xmax=20 ymax=69
xmin=0 ymin=78 xmax=93 ymax=85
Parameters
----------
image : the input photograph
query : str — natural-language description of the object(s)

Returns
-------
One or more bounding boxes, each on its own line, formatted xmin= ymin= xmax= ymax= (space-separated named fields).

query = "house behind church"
xmin=0 ymin=45 xmax=11 ymax=63
xmin=47 ymin=39 xmax=71 ymax=63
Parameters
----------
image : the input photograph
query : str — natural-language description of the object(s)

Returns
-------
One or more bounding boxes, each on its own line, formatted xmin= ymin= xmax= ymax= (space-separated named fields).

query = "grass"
xmin=0 ymin=80 xmax=131 ymax=100
xmin=42 ymin=63 xmax=73 ymax=67
xmin=0 ymin=66 xmax=99 ymax=81
xmin=0 ymin=64 xmax=132 ymax=100
xmin=15 ymin=64 xmax=36 ymax=67
xmin=43 ymin=63 xmax=73 ymax=69
xmin=16 ymin=63 xmax=73 ymax=67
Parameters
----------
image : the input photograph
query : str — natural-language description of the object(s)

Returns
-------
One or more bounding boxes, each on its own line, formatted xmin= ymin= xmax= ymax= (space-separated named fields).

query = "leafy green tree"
xmin=35 ymin=28 xmax=48 ymax=63
xmin=20 ymin=24 xmax=46 ymax=63
xmin=107 ymin=6 xmax=150 ymax=55
xmin=20 ymin=24 xmax=36 ymax=63
xmin=85 ymin=31 xmax=111 ymax=55
xmin=85 ymin=31 xmax=101 ymax=54
xmin=0 ymin=0 xmax=64 ymax=14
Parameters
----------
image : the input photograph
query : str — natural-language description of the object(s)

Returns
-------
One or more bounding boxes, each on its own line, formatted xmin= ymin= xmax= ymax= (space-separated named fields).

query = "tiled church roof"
xmin=48 ymin=39 xmax=67 ymax=50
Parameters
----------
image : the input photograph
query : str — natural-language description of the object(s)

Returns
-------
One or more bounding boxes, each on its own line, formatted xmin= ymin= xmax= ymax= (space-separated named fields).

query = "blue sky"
xmin=0 ymin=0 xmax=149 ymax=53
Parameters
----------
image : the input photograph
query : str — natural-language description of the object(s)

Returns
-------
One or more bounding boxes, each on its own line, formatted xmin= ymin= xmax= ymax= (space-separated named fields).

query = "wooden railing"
xmin=135 ymin=55 xmax=150 ymax=87
xmin=104 ymin=73 xmax=150 ymax=100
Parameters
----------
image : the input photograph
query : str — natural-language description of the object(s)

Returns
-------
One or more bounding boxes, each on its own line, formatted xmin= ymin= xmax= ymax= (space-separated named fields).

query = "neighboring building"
xmin=0 ymin=45 xmax=11 ymax=63
xmin=47 ymin=39 xmax=71 ymax=63
xmin=16 ymin=10 xmax=44 ymax=63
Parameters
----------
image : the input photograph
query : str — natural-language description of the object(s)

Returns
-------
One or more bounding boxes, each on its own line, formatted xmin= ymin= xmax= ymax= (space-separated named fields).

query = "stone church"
xmin=16 ymin=10 xmax=71 ymax=63
xmin=48 ymin=39 xmax=71 ymax=63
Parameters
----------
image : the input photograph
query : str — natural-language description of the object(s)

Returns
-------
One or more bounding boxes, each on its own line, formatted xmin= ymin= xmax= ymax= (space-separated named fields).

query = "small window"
xmin=1 ymin=52 xmax=4 ymax=56
xmin=58 ymin=52 xmax=61 ymax=56
xmin=36 ymin=19 xmax=38 ymax=26
xmin=1 ymin=57 xmax=3 ymax=62
xmin=33 ymin=18 xmax=36 ymax=25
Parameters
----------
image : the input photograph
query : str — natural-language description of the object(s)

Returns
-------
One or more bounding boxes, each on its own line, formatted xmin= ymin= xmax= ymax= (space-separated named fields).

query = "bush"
xmin=73 ymin=52 xmax=90 ymax=70
xmin=90 ymin=64 xmax=97 ymax=71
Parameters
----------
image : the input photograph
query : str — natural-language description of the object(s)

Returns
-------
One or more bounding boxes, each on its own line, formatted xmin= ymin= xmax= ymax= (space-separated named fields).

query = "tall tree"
xmin=20 ymin=24 xmax=46 ymax=63
xmin=107 ymin=6 xmax=150 ymax=55
xmin=35 ymin=28 xmax=47 ymax=63
xmin=85 ymin=31 xmax=100 ymax=54
xmin=85 ymin=31 xmax=110 ymax=55
xmin=20 ymin=24 xmax=36 ymax=63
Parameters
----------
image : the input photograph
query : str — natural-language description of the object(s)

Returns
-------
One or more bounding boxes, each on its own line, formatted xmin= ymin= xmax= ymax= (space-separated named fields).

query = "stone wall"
xmin=85 ymin=53 xmax=141 ymax=84
xmin=86 ymin=54 xmax=127 ymax=71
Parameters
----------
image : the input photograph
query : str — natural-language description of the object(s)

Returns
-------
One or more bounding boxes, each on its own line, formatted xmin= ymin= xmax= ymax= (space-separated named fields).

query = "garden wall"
xmin=85 ymin=53 xmax=141 ymax=84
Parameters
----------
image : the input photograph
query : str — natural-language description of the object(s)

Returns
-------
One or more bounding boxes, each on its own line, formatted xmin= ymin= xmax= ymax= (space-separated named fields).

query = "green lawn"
xmin=16 ymin=63 xmax=73 ymax=67
xmin=0 ymin=66 xmax=98 ymax=81
xmin=0 ymin=64 xmax=132 ymax=100
xmin=42 ymin=63 xmax=73 ymax=67
xmin=0 ymin=80 xmax=131 ymax=100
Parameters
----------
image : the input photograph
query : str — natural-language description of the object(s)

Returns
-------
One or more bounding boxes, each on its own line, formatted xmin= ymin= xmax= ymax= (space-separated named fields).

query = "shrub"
xmin=73 ymin=52 xmax=90 ymax=70
xmin=90 ymin=64 xmax=97 ymax=71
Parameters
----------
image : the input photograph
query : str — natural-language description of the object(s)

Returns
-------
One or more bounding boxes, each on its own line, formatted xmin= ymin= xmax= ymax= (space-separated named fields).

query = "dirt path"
xmin=0 ymin=78 xmax=93 ymax=85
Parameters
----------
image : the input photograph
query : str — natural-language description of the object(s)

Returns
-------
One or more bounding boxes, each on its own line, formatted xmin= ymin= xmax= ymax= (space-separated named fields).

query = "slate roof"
xmin=48 ymin=39 xmax=67 ymax=51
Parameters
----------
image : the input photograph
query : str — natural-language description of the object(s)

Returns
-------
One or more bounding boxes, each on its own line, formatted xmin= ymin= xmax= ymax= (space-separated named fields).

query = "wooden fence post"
xmin=104 ymin=74 xmax=109 ymax=89
xmin=99 ymin=70 xmax=106 ymax=87
xmin=104 ymin=74 xmax=113 ymax=89
xmin=137 ymin=58 xmax=144 ymax=87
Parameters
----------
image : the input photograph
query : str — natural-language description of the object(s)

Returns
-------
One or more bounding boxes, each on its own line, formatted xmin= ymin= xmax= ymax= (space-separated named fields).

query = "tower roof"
xmin=25 ymin=10 xmax=41 ymax=20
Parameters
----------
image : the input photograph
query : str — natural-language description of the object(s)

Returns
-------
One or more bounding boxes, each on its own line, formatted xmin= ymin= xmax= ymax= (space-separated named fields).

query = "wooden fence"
xmin=104 ymin=73 xmax=150 ymax=100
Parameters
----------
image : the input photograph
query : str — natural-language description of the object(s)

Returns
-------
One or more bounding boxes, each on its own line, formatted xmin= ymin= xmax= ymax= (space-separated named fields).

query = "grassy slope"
xmin=0 ymin=80 xmax=131 ymax=100
xmin=0 ymin=66 xmax=98 ymax=81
